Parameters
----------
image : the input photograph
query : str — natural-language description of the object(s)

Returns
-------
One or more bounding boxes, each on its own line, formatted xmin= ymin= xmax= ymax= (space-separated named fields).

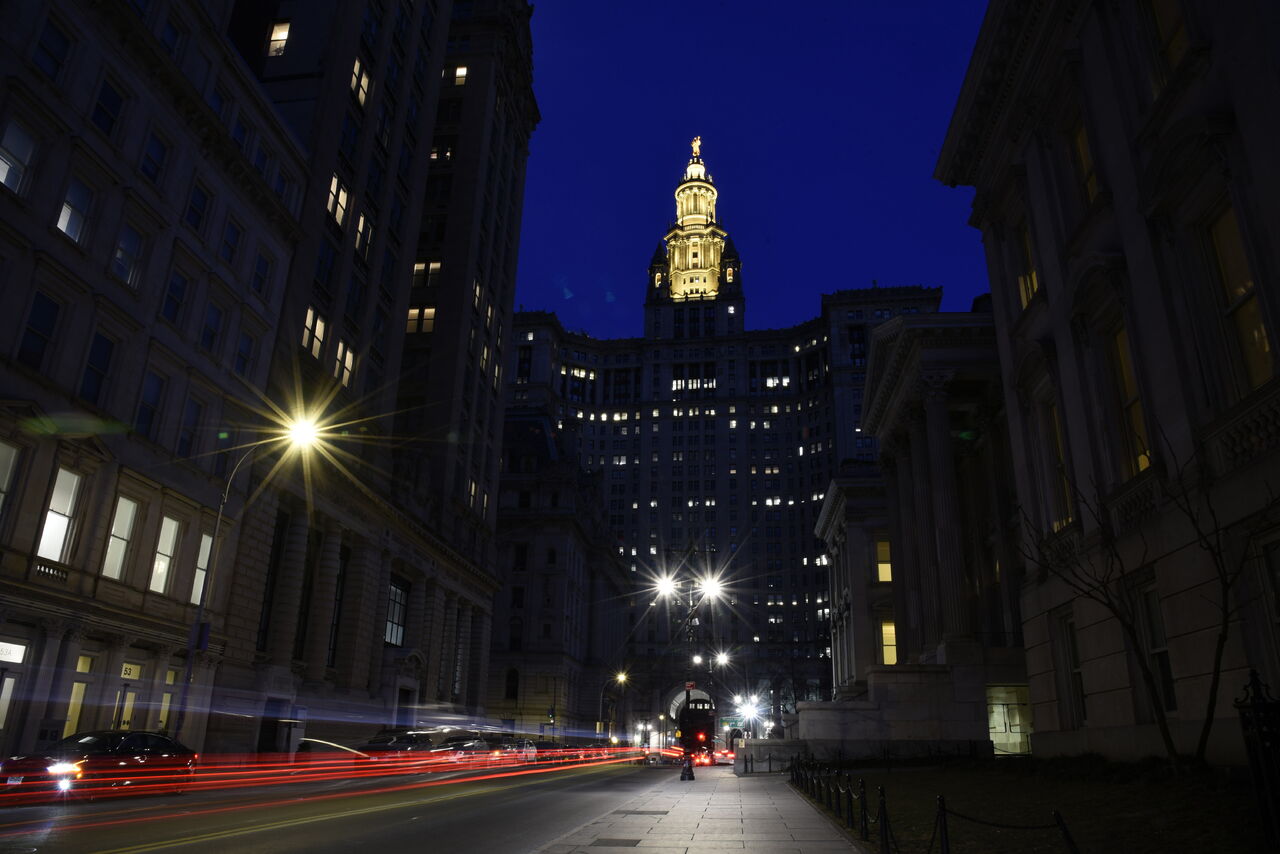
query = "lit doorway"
xmin=986 ymin=685 xmax=1032 ymax=755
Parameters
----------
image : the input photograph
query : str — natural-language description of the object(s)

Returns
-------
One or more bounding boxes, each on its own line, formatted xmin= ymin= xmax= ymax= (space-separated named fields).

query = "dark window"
xmin=92 ymin=79 xmax=125 ymax=135
xmin=185 ymin=184 xmax=210 ymax=230
xmin=140 ymin=133 xmax=167 ymax=183
xmin=345 ymin=275 xmax=367 ymax=322
xmin=161 ymin=270 xmax=187 ymax=323
xmin=135 ymin=370 xmax=165 ymax=440
xmin=315 ymin=240 xmax=337 ymax=294
xmin=508 ymin=620 xmax=522 ymax=652
xmin=79 ymin=332 xmax=114 ymax=405
xmin=34 ymin=20 xmax=71 ymax=79
xmin=251 ymin=253 xmax=272 ymax=294
xmin=176 ymin=396 xmax=202 ymax=457
xmin=339 ymin=113 xmax=360 ymax=163
xmin=504 ymin=667 xmax=519 ymax=699
xmin=18 ymin=292 xmax=59 ymax=370
xmin=234 ymin=332 xmax=254 ymax=377
xmin=200 ymin=303 xmax=223 ymax=352
xmin=219 ymin=220 xmax=241 ymax=262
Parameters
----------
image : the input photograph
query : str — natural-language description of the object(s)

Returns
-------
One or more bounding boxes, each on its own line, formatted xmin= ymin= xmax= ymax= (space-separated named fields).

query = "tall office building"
xmin=504 ymin=141 xmax=940 ymax=735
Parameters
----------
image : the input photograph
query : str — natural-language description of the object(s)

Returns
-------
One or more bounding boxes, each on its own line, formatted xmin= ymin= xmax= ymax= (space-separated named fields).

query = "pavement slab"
xmin=534 ymin=767 xmax=856 ymax=854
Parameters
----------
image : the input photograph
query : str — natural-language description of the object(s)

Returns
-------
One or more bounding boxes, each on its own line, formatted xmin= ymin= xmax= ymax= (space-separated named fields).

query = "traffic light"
xmin=696 ymin=732 xmax=706 ymax=742
xmin=548 ymin=707 xmax=556 ymax=724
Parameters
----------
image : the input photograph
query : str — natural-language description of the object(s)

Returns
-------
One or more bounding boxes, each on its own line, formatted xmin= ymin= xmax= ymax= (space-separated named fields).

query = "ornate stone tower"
xmin=645 ymin=138 xmax=744 ymax=338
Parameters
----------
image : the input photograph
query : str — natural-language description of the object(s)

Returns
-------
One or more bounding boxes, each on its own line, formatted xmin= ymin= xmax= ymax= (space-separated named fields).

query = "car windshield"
xmin=366 ymin=735 xmax=397 ymax=745
xmin=54 ymin=732 xmax=123 ymax=753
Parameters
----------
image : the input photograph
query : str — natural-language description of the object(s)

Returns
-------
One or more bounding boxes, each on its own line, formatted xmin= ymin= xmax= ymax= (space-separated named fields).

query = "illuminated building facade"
xmin=0 ymin=0 xmax=536 ymax=754
xmin=937 ymin=0 xmax=1280 ymax=762
xmin=504 ymin=141 xmax=941 ymax=735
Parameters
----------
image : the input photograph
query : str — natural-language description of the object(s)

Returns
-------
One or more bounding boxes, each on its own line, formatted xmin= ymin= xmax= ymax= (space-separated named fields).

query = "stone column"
xmin=436 ymin=593 xmax=458 ymax=703
xmin=145 ymin=646 xmax=177 ymax=731
xmin=18 ymin=619 xmax=68 ymax=748
xmin=40 ymin=624 xmax=85 ymax=740
xmin=886 ymin=438 xmax=923 ymax=661
xmin=304 ymin=523 xmax=343 ymax=683
xmin=453 ymin=603 xmax=473 ymax=706
xmin=406 ymin=572 xmax=427 ymax=651
xmin=422 ymin=579 xmax=445 ymax=700
xmin=908 ymin=411 xmax=941 ymax=649
xmin=366 ymin=550 xmax=392 ymax=697
xmin=267 ymin=507 xmax=311 ymax=665
xmin=924 ymin=382 xmax=971 ymax=639
xmin=335 ymin=537 xmax=378 ymax=694
xmin=466 ymin=608 xmax=491 ymax=711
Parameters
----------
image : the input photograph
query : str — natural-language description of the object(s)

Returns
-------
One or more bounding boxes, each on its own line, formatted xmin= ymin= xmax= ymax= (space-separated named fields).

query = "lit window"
xmin=1109 ymin=325 xmax=1150 ymax=478
xmin=149 ymin=515 xmax=181 ymax=594
xmin=327 ymin=174 xmax=349 ymax=224
xmin=406 ymin=307 xmax=436 ymax=333
xmin=302 ymin=306 xmax=326 ymax=359
xmin=876 ymin=540 xmax=892 ymax=582
xmin=454 ymin=66 xmax=468 ymax=86
xmin=880 ymin=620 xmax=897 ymax=665
xmin=111 ymin=224 xmax=144 ymax=285
xmin=36 ymin=468 xmax=82 ymax=563
xmin=101 ymin=496 xmax=138 ymax=580
xmin=268 ymin=21 xmax=290 ymax=56
xmin=351 ymin=57 xmax=370 ymax=106
xmin=0 ymin=120 xmax=36 ymax=193
xmin=1210 ymin=205 xmax=1272 ymax=390
xmin=0 ymin=441 xmax=18 ymax=515
xmin=334 ymin=339 xmax=355 ymax=386
xmin=355 ymin=212 xmax=373 ymax=258
xmin=191 ymin=532 xmax=212 ymax=604
xmin=1071 ymin=122 xmax=1098 ymax=205
xmin=57 ymin=178 xmax=93 ymax=243
xmin=1015 ymin=223 xmax=1039 ymax=309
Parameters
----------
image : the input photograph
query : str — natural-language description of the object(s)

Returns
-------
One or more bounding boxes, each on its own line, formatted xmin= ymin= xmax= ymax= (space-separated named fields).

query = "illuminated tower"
xmin=645 ymin=137 xmax=744 ymax=338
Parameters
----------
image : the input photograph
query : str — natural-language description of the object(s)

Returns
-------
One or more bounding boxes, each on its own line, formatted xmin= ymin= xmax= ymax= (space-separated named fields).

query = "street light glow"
xmin=656 ymin=576 xmax=677 ymax=598
xmin=616 ymin=671 xmax=628 ymax=684
xmin=699 ymin=577 xmax=723 ymax=600
xmin=692 ymin=654 xmax=703 ymax=665
xmin=716 ymin=652 xmax=730 ymax=666
xmin=287 ymin=417 xmax=320 ymax=448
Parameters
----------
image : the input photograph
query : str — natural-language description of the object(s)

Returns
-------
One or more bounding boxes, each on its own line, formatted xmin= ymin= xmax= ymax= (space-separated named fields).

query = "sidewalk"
xmin=536 ymin=765 xmax=857 ymax=853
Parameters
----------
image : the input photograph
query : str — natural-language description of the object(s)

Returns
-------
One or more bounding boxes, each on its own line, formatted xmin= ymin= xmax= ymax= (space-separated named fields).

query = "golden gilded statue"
xmin=691 ymin=136 xmax=702 ymax=157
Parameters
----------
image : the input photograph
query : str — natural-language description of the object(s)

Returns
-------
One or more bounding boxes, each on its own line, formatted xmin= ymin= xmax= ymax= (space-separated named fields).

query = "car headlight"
xmin=47 ymin=762 xmax=80 ymax=775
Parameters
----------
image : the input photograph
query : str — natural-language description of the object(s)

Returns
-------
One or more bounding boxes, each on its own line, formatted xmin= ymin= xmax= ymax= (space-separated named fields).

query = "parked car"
xmin=714 ymin=748 xmax=735 ymax=765
xmin=495 ymin=739 xmax=537 ymax=762
xmin=360 ymin=730 xmax=434 ymax=757
xmin=429 ymin=735 xmax=491 ymax=762
xmin=294 ymin=738 xmax=371 ymax=764
xmin=1 ymin=730 xmax=197 ymax=800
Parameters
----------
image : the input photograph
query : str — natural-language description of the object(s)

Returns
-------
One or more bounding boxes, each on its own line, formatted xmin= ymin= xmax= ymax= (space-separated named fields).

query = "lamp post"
xmin=171 ymin=416 xmax=320 ymax=741
xmin=598 ymin=671 xmax=627 ymax=740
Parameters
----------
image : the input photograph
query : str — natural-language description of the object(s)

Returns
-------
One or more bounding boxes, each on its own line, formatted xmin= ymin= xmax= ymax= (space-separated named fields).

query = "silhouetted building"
xmin=937 ymin=0 xmax=1280 ymax=762
xmin=488 ymin=413 xmax=629 ymax=740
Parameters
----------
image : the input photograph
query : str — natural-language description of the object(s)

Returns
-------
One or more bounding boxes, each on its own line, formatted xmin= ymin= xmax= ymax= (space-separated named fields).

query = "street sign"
xmin=720 ymin=716 xmax=744 ymax=729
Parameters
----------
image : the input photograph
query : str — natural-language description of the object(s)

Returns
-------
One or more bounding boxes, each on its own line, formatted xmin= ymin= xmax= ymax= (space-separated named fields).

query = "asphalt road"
xmin=0 ymin=759 xmax=674 ymax=853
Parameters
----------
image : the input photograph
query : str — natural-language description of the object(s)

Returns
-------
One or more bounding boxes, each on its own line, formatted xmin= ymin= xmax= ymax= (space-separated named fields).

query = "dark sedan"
xmin=2 ymin=730 xmax=197 ymax=801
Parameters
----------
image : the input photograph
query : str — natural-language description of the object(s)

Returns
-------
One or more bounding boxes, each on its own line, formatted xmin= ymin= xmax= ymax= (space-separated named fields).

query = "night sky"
xmin=513 ymin=2 xmax=992 ymax=340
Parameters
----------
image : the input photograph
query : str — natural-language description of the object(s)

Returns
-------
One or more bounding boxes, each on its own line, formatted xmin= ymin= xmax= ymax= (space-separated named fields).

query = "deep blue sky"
xmin=514 ymin=2 xmax=991 ymax=340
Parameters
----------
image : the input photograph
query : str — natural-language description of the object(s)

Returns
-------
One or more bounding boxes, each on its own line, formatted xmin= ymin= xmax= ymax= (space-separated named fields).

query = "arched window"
xmin=504 ymin=667 xmax=519 ymax=700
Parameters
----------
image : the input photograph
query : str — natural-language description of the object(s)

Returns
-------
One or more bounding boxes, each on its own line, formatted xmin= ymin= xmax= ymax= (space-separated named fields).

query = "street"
xmin=0 ymin=758 xmax=668 ymax=853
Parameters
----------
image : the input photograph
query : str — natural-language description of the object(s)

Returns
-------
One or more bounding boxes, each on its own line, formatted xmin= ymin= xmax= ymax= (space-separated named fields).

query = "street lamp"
xmin=598 ymin=671 xmax=627 ymax=739
xmin=171 ymin=415 xmax=321 ymax=740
